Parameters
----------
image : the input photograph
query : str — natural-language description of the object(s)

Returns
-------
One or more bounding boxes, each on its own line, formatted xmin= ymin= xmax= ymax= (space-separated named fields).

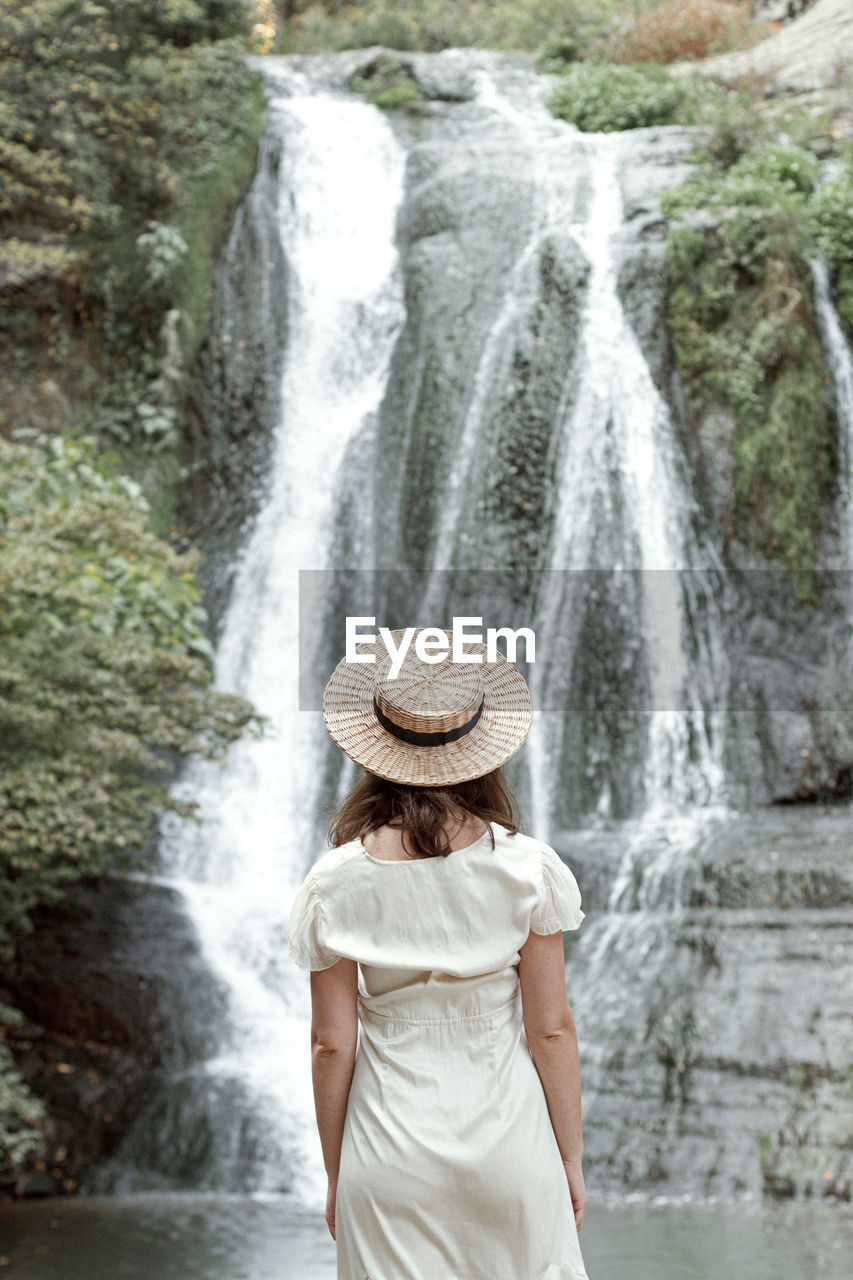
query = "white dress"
xmin=287 ymin=821 xmax=590 ymax=1280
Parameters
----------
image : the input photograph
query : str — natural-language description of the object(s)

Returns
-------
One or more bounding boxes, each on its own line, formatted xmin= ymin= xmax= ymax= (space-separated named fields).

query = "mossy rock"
xmin=350 ymin=54 xmax=423 ymax=110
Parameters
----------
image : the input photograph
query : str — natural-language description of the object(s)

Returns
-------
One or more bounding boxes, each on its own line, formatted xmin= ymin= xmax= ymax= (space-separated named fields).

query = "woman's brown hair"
xmin=327 ymin=766 xmax=522 ymax=859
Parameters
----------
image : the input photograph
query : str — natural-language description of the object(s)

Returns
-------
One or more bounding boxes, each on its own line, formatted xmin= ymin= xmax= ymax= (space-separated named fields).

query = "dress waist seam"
xmin=357 ymin=989 xmax=518 ymax=1026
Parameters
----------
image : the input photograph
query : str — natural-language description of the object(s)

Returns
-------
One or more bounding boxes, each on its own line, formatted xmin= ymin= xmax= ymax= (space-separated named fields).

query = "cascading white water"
xmin=154 ymin=74 xmax=406 ymax=1204
xmin=423 ymin=81 xmax=730 ymax=849
xmin=529 ymin=129 xmax=729 ymax=845
xmin=418 ymin=72 xmax=729 ymax=851
xmin=811 ymin=258 xmax=853 ymax=572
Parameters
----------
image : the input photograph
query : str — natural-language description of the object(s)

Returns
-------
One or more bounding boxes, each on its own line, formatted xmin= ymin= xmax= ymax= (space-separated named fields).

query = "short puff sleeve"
xmin=530 ymin=844 xmax=586 ymax=934
xmin=287 ymin=872 xmax=340 ymax=970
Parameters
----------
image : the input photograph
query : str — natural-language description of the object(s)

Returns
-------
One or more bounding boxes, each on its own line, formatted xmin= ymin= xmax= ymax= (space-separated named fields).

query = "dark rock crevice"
xmin=1 ymin=874 xmax=228 ymax=1200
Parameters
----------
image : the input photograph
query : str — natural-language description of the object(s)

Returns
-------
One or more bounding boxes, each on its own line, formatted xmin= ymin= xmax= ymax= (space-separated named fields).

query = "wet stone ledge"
xmin=1 ymin=873 xmax=228 ymax=1200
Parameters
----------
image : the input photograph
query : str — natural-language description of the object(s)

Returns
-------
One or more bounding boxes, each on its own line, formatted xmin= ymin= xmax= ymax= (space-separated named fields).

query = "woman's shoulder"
xmin=305 ymin=840 xmax=364 ymax=885
xmin=304 ymin=825 xmax=551 ymax=884
xmin=488 ymin=823 xmax=552 ymax=863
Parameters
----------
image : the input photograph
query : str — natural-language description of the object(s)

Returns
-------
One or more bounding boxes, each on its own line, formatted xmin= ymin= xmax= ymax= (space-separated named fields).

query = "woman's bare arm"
xmin=518 ymin=929 xmax=586 ymax=1229
xmin=309 ymin=958 xmax=359 ymax=1183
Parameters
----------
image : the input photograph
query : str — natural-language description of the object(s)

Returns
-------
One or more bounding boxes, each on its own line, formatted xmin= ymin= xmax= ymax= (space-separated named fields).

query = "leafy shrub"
xmin=290 ymin=1 xmax=473 ymax=52
xmin=0 ymin=1019 xmax=45 ymax=1166
xmin=136 ymin=222 xmax=190 ymax=291
xmin=0 ymin=428 xmax=266 ymax=1160
xmin=662 ymin=144 xmax=835 ymax=597
xmin=536 ymin=33 xmax=586 ymax=70
xmin=728 ymin=143 xmax=819 ymax=197
xmin=603 ymin=0 xmax=760 ymax=64
xmin=0 ymin=3 xmax=259 ymax=303
xmin=811 ymin=162 xmax=853 ymax=334
xmin=547 ymin=61 xmax=686 ymax=132
xmin=490 ymin=0 xmax=612 ymax=57
xmin=663 ymin=144 xmax=819 ymax=273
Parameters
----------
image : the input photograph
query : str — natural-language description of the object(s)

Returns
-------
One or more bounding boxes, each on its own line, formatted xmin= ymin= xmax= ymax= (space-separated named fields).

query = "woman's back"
xmin=289 ymin=819 xmax=590 ymax=1279
xmin=289 ymin=820 xmax=585 ymax=993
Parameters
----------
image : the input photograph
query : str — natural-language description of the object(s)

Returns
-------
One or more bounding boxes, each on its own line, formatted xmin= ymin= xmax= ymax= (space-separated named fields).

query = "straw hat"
xmin=322 ymin=627 xmax=533 ymax=786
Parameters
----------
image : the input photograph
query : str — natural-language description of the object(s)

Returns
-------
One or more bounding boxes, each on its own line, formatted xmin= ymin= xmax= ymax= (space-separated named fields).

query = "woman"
xmin=288 ymin=628 xmax=591 ymax=1280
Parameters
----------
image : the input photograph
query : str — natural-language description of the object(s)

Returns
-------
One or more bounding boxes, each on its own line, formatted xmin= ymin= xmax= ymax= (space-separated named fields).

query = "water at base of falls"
xmin=7 ymin=1193 xmax=853 ymax=1280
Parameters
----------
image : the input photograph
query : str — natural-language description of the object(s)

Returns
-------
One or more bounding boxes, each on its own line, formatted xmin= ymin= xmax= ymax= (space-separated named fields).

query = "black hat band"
xmin=372 ymin=695 xmax=485 ymax=747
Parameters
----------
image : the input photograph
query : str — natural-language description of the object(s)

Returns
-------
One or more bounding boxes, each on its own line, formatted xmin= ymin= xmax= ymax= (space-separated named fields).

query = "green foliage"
xmin=536 ymin=34 xmax=586 ymax=71
xmin=162 ymin=73 xmax=266 ymax=363
xmin=0 ymin=2 xmax=258 ymax=274
xmin=350 ymin=56 xmax=423 ymax=109
xmin=662 ymin=143 xmax=836 ymax=599
xmin=136 ymin=222 xmax=190 ymax=292
xmin=288 ymin=3 xmax=419 ymax=51
xmin=487 ymin=0 xmax=612 ymax=56
xmin=534 ymin=7 xmax=618 ymax=72
xmin=284 ymin=0 xmax=758 ymax=60
xmin=811 ymin=160 xmax=853 ymax=335
xmin=0 ymin=428 xmax=266 ymax=1159
xmin=546 ymin=61 xmax=686 ymax=133
xmin=815 ymin=161 xmax=853 ymax=244
xmin=694 ymin=90 xmax=769 ymax=169
xmin=720 ymin=143 xmax=819 ymax=198
xmin=284 ymin=0 xmax=612 ymax=55
xmin=1 ymin=431 xmax=210 ymax=653
xmin=0 ymin=0 xmax=264 ymax=473
xmin=0 ymin=4 xmax=266 ymax=1161
xmin=0 ymin=1016 xmax=46 ymax=1166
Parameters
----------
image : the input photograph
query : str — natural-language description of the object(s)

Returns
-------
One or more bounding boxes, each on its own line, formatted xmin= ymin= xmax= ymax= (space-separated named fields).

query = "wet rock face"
xmin=613 ymin=125 xmax=695 ymax=396
xmin=557 ymin=805 xmax=853 ymax=1203
xmin=403 ymin=50 xmax=478 ymax=103
xmin=377 ymin=79 xmax=853 ymax=810
xmin=378 ymin=121 xmax=569 ymax=575
xmin=179 ymin=125 xmax=289 ymax=641
xmin=720 ymin=569 xmax=853 ymax=807
xmin=1 ymin=875 xmax=229 ymax=1200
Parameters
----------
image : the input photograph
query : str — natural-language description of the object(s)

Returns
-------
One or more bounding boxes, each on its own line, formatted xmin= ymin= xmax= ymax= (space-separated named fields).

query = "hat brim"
xmin=322 ymin=634 xmax=533 ymax=786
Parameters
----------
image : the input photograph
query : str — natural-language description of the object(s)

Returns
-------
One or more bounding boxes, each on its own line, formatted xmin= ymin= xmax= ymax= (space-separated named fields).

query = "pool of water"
xmin=0 ymin=1194 xmax=850 ymax=1279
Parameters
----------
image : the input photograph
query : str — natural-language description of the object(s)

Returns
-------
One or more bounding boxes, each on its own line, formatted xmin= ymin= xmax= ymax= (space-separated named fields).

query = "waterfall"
xmin=811 ymin=258 xmax=853 ymax=572
xmin=104 ymin=50 xmax=754 ymax=1206
xmin=115 ymin=66 xmax=406 ymax=1200
xmin=526 ymin=128 xmax=729 ymax=850
xmin=406 ymin=67 xmax=730 ymax=857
